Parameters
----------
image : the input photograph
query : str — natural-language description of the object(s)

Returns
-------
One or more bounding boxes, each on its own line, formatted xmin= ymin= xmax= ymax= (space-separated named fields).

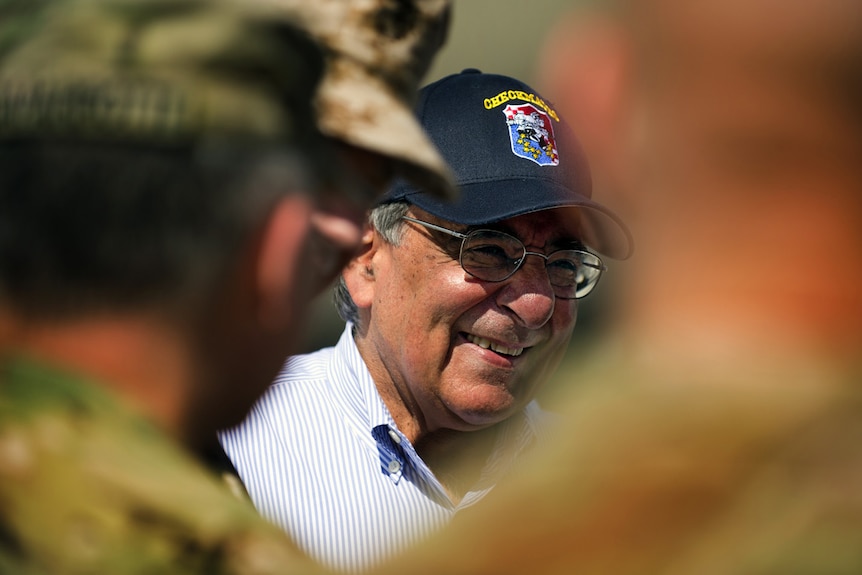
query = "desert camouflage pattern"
xmin=259 ymin=0 xmax=456 ymax=198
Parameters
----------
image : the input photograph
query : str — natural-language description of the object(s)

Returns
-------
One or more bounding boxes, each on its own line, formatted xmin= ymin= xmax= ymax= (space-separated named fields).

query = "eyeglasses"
xmin=402 ymin=216 xmax=606 ymax=299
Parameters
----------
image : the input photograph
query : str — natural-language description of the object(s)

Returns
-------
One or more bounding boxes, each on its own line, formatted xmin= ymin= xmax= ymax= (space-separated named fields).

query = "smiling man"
xmin=219 ymin=70 xmax=632 ymax=573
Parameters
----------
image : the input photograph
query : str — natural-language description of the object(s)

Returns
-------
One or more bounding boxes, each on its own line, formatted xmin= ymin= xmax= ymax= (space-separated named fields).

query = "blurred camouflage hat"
xmin=265 ymin=0 xmax=457 ymax=199
xmin=0 ymin=0 xmax=325 ymax=148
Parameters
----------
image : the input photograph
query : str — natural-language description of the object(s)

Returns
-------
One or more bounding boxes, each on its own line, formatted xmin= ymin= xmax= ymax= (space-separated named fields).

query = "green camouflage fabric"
xmin=0 ymin=0 xmax=326 ymax=148
xmin=0 ymin=356 xmax=329 ymax=575
xmin=375 ymin=351 xmax=862 ymax=574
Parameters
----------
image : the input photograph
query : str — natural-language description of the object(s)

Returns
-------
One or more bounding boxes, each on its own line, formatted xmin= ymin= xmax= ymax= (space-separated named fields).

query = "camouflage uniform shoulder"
xmin=0 ymin=357 xmax=326 ymax=575
xmin=376 ymin=351 xmax=862 ymax=575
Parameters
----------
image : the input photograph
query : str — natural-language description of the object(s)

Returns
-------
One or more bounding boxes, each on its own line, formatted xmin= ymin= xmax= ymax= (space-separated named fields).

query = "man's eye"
xmin=463 ymin=245 xmax=516 ymax=270
xmin=548 ymin=258 xmax=580 ymax=273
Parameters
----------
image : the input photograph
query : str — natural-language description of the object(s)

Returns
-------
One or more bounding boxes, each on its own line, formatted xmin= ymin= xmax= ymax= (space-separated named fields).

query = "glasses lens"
xmin=546 ymin=250 xmax=604 ymax=299
xmin=460 ymin=230 xmax=525 ymax=281
xmin=457 ymin=226 xmax=604 ymax=300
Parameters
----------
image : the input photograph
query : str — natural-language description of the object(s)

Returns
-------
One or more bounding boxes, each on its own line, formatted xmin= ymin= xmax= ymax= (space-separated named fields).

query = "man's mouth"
xmin=466 ymin=334 xmax=525 ymax=357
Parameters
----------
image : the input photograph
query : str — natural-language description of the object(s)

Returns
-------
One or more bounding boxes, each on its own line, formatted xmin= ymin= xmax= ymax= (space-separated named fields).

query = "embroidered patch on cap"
xmin=503 ymin=103 xmax=559 ymax=166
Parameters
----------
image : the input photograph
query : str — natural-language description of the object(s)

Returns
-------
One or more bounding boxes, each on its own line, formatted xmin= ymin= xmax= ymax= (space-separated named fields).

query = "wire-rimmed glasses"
xmin=402 ymin=216 xmax=605 ymax=299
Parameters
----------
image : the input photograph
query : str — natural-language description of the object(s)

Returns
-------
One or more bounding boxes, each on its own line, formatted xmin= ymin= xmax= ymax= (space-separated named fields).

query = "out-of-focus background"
xmin=425 ymin=0 xmax=574 ymax=84
xmin=304 ymin=0 xmax=619 ymax=355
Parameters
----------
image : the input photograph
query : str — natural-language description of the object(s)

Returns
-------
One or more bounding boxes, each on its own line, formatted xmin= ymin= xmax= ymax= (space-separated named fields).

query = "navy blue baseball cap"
xmin=382 ymin=69 xmax=633 ymax=259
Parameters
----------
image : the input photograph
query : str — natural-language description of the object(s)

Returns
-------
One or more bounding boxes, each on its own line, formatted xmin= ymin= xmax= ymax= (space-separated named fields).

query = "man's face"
xmin=355 ymin=207 xmax=580 ymax=434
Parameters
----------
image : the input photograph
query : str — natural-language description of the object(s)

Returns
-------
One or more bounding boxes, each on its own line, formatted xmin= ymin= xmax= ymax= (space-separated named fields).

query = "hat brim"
xmin=396 ymin=177 xmax=634 ymax=260
xmin=314 ymin=58 xmax=456 ymax=200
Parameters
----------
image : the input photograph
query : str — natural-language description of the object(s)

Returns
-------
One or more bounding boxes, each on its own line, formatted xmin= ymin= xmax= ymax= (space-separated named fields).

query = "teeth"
xmin=467 ymin=334 xmax=524 ymax=357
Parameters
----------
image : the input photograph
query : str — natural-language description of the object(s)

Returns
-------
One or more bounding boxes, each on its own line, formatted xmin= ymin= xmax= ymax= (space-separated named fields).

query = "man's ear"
xmin=342 ymin=225 xmax=378 ymax=309
xmin=255 ymin=195 xmax=315 ymax=331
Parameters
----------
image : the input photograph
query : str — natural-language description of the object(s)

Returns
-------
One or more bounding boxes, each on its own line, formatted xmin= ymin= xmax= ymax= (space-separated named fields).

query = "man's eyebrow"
xmin=557 ymin=237 xmax=587 ymax=250
xmin=483 ymin=223 xmax=587 ymax=249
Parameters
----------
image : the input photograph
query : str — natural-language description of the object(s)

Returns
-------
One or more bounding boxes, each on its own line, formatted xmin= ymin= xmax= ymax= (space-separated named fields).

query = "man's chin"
xmin=453 ymin=402 xmax=520 ymax=430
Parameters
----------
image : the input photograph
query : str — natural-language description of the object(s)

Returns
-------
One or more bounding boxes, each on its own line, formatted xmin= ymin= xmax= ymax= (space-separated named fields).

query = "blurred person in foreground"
xmin=0 ymin=0 xmax=452 ymax=573
xmin=369 ymin=0 xmax=862 ymax=573
xmin=220 ymin=69 xmax=632 ymax=573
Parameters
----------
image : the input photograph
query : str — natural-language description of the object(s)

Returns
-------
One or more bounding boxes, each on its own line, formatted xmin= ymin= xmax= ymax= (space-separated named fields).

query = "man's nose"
xmin=496 ymin=255 xmax=557 ymax=329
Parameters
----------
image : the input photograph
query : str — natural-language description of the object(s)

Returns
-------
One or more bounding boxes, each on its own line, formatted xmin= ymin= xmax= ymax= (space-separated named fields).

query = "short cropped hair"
xmin=0 ymin=139 xmax=315 ymax=321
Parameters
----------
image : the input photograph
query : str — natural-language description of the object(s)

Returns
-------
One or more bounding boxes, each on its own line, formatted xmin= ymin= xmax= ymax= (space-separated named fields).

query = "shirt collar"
xmin=327 ymin=323 xmax=549 ymax=500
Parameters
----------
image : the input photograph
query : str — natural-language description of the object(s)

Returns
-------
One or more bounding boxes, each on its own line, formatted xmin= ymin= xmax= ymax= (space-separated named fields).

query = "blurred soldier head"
xmin=0 ymin=0 xmax=409 ymax=447
xmin=539 ymin=0 xmax=862 ymax=359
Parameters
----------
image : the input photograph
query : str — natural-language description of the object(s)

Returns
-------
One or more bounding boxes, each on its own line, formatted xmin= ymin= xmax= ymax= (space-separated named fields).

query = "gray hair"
xmin=333 ymin=201 xmax=410 ymax=327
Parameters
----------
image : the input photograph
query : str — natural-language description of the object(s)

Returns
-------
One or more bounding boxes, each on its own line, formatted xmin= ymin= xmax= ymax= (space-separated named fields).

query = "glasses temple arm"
xmin=402 ymin=216 xmax=469 ymax=240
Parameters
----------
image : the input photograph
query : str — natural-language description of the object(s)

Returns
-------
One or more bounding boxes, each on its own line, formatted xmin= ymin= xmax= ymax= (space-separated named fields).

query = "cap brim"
xmin=314 ymin=58 xmax=457 ymax=200
xmin=398 ymin=178 xmax=634 ymax=260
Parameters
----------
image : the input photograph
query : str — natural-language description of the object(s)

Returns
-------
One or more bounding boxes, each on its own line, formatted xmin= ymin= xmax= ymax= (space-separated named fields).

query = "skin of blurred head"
xmin=537 ymin=0 xmax=862 ymax=359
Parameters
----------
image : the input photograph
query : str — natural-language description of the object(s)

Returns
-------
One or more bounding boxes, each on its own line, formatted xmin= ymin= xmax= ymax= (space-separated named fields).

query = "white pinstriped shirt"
xmin=219 ymin=325 xmax=550 ymax=573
